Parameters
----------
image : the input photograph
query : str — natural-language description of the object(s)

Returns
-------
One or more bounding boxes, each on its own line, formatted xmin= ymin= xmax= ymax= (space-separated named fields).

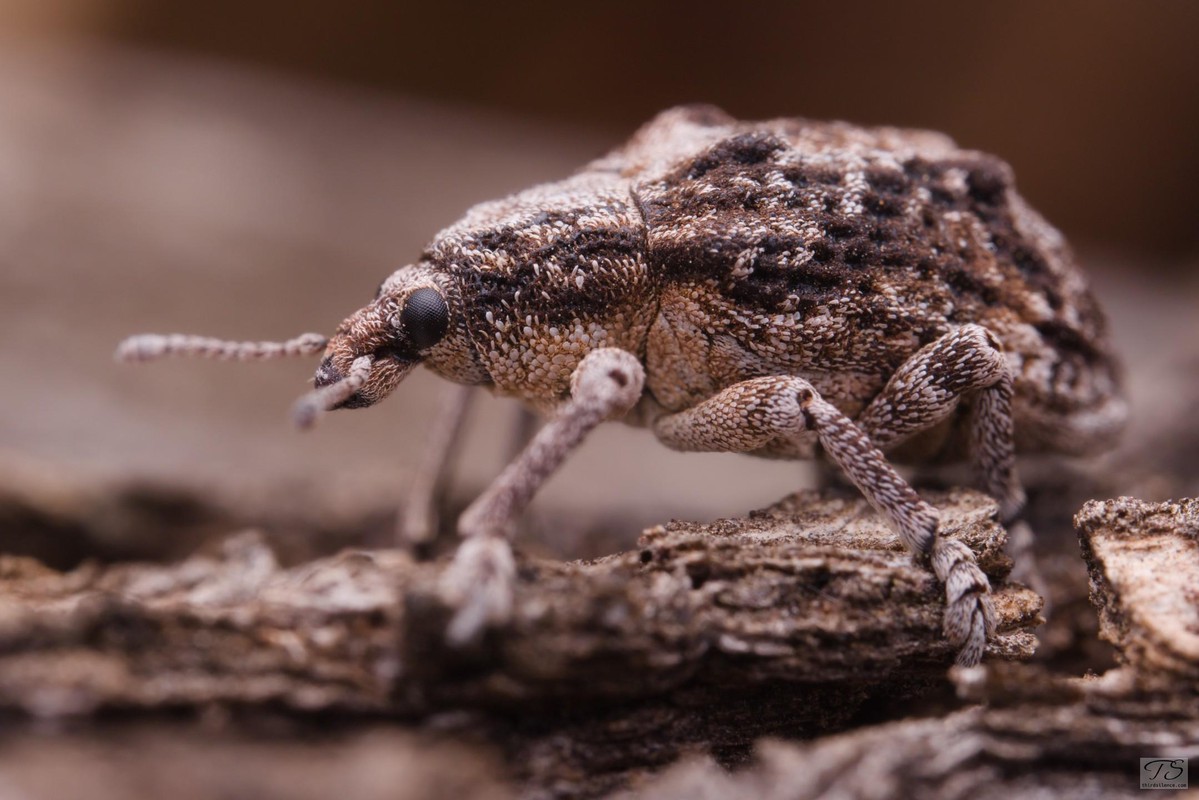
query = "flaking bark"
xmin=0 ymin=488 xmax=1037 ymax=718
xmin=0 ymin=487 xmax=1037 ymax=798
xmin=625 ymin=496 xmax=1199 ymax=800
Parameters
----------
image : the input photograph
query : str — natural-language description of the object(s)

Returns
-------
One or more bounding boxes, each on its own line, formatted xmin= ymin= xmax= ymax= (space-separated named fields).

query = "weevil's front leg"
xmin=440 ymin=348 xmax=645 ymax=645
xmin=653 ymin=376 xmax=994 ymax=666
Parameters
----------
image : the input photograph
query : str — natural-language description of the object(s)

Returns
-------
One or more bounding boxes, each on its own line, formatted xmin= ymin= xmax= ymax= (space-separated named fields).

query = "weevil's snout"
xmin=292 ymin=335 xmax=416 ymax=427
xmin=310 ymin=353 xmax=376 ymax=409
xmin=300 ymin=283 xmax=450 ymax=421
xmin=314 ymin=337 xmax=417 ymax=411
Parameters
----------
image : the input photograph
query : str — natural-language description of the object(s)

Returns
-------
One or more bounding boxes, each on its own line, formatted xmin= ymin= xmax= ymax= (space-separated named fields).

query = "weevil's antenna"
xmin=291 ymin=355 xmax=373 ymax=430
xmin=115 ymin=332 xmax=329 ymax=363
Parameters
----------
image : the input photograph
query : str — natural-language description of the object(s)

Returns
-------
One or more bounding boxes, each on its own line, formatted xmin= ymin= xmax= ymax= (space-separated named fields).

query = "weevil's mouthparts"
xmin=291 ymin=355 xmax=374 ymax=430
xmin=115 ymin=332 xmax=329 ymax=362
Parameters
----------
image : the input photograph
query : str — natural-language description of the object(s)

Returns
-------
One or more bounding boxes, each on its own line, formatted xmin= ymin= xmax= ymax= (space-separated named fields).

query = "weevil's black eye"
xmin=400 ymin=287 xmax=449 ymax=351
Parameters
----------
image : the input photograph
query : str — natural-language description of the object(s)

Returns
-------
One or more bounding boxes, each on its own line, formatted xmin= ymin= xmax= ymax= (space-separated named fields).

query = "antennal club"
xmin=291 ymin=356 xmax=373 ymax=430
xmin=115 ymin=332 xmax=328 ymax=363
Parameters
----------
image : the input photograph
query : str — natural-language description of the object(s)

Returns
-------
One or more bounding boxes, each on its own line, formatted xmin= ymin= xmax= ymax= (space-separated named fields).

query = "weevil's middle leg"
xmin=398 ymin=383 xmax=476 ymax=549
xmin=400 ymin=388 xmax=543 ymax=550
xmin=440 ymin=348 xmax=645 ymax=645
xmin=652 ymin=375 xmax=995 ymax=666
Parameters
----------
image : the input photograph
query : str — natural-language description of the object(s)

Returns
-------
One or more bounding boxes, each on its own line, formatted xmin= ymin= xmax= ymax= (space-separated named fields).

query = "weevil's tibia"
xmin=115 ymin=332 xmax=328 ymax=363
xmin=291 ymin=356 xmax=373 ymax=430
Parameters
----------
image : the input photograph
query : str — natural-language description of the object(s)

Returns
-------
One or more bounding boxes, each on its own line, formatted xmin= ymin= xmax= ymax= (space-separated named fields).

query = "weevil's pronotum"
xmin=117 ymin=106 xmax=1126 ymax=665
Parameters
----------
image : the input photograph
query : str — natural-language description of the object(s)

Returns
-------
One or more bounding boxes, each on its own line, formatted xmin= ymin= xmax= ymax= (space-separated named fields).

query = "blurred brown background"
xmin=1 ymin=0 xmax=1197 ymax=553
xmin=10 ymin=0 xmax=1198 ymax=257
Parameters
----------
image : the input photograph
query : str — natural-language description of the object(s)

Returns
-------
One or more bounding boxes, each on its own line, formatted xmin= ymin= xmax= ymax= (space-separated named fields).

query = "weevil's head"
xmin=313 ymin=264 xmax=478 ymax=409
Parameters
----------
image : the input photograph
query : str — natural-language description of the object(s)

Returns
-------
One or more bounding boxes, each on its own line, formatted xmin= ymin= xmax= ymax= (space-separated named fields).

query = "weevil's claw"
xmin=439 ymin=537 xmax=516 ymax=646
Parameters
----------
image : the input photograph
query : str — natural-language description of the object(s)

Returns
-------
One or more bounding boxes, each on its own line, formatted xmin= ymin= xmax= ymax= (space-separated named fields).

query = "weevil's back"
xmin=605 ymin=106 xmax=1125 ymax=456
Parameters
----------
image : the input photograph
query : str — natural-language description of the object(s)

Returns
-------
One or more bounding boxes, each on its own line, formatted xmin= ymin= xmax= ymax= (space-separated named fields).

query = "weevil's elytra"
xmin=117 ymin=105 xmax=1127 ymax=667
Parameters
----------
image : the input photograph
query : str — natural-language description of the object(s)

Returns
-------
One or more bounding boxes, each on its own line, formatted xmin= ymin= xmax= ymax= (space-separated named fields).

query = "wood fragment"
xmin=1077 ymin=496 xmax=1199 ymax=680
xmin=0 ymin=489 xmax=1037 ymax=720
xmin=625 ymin=496 xmax=1199 ymax=800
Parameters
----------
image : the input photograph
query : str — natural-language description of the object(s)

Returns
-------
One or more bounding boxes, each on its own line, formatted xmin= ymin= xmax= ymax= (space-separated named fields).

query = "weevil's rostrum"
xmin=326 ymin=104 xmax=1124 ymax=455
xmin=120 ymin=105 xmax=1127 ymax=666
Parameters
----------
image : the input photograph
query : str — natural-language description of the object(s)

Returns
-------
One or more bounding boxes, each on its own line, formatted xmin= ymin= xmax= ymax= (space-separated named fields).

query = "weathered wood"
xmin=628 ymin=668 xmax=1199 ymax=800
xmin=624 ymin=496 xmax=1199 ymax=800
xmin=0 ymin=486 xmax=1038 ymax=798
xmin=1077 ymin=496 xmax=1199 ymax=681
xmin=0 ymin=488 xmax=1037 ymax=719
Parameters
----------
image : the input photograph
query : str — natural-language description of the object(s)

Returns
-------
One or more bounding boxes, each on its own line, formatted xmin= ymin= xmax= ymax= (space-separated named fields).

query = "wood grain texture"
xmin=0 ymin=488 xmax=1036 ymax=719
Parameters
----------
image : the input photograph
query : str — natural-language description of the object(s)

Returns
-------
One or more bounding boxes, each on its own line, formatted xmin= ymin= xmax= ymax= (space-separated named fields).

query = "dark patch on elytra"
xmin=863 ymin=191 xmax=905 ymax=218
xmin=685 ymin=132 xmax=787 ymax=180
xmin=966 ymin=163 xmax=1009 ymax=205
xmin=1034 ymin=319 xmax=1106 ymax=366
xmin=865 ymin=166 xmax=909 ymax=194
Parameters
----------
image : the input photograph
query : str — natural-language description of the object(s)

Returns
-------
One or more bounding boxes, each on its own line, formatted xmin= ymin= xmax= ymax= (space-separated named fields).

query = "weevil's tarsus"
xmin=292 ymin=355 xmax=374 ymax=429
xmin=932 ymin=538 xmax=997 ymax=666
xmin=115 ymin=332 xmax=328 ymax=363
xmin=440 ymin=348 xmax=645 ymax=645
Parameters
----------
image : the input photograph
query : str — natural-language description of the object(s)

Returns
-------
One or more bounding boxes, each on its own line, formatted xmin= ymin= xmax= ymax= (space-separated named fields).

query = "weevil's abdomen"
xmin=622 ymin=107 xmax=1124 ymax=455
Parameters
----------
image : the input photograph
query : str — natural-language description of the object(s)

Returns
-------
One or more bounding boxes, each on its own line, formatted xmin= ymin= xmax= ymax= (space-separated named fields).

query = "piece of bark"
xmin=0 ymin=488 xmax=1038 ymax=798
xmin=1077 ymin=496 xmax=1199 ymax=681
xmin=0 ymin=488 xmax=1037 ymax=719
xmin=624 ymin=498 xmax=1199 ymax=800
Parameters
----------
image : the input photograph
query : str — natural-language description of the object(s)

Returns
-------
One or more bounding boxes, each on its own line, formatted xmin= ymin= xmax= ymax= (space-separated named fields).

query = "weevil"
xmin=118 ymin=105 xmax=1126 ymax=665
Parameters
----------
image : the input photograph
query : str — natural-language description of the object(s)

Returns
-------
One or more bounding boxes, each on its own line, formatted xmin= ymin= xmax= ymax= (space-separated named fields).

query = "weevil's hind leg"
xmin=854 ymin=324 xmax=1025 ymax=523
xmin=398 ymin=384 xmax=476 ymax=550
xmin=440 ymin=348 xmax=645 ymax=645
xmin=852 ymin=324 xmax=1047 ymax=603
xmin=652 ymin=376 xmax=994 ymax=666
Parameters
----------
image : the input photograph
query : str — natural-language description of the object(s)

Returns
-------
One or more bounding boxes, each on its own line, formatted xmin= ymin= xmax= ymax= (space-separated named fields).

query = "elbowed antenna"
xmin=114 ymin=332 xmax=329 ymax=362
xmin=291 ymin=356 xmax=373 ymax=430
